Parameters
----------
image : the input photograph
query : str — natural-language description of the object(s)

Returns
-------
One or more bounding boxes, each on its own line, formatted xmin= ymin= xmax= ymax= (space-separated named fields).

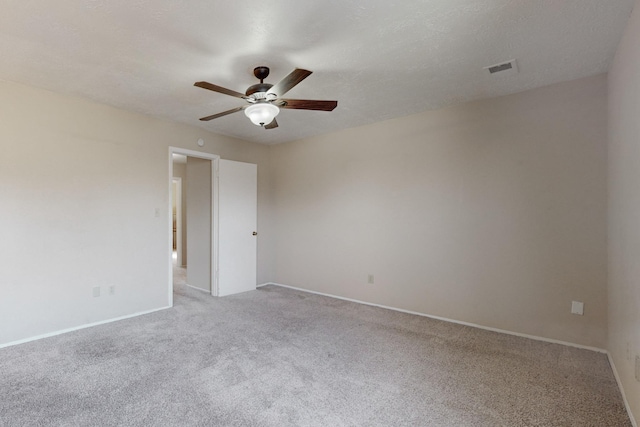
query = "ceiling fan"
xmin=194 ymin=66 xmax=337 ymax=129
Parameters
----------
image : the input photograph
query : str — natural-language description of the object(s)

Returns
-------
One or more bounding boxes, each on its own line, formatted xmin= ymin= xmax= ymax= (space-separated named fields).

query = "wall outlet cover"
xmin=570 ymin=301 xmax=584 ymax=315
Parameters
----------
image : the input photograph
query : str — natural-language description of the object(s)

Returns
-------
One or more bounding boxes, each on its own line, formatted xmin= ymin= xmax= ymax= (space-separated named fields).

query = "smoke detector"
xmin=484 ymin=59 xmax=518 ymax=75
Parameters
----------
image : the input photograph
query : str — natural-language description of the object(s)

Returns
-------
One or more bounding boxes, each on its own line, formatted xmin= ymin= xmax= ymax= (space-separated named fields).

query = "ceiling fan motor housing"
xmin=246 ymin=66 xmax=274 ymax=97
xmin=245 ymin=83 xmax=273 ymax=96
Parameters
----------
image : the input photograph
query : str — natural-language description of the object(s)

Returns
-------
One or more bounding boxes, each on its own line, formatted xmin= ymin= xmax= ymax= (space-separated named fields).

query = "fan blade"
xmin=194 ymin=81 xmax=246 ymax=99
xmin=267 ymin=69 xmax=312 ymax=97
xmin=199 ymin=106 xmax=245 ymax=121
xmin=280 ymin=99 xmax=337 ymax=111
xmin=264 ymin=118 xmax=279 ymax=129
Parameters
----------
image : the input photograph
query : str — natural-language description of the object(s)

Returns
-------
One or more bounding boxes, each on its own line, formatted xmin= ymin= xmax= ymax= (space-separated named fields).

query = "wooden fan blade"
xmin=194 ymin=81 xmax=246 ymax=99
xmin=267 ymin=69 xmax=312 ymax=97
xmin=280 ymin=99 xmax=338 ymax=111
xmin=199 ymin=106 xmax=245 ymax=121
xmin=264 ymin=118 xmax=278 ymax=129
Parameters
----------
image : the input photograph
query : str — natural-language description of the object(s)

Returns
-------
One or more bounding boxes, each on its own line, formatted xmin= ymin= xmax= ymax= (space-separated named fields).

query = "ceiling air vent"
xmin=484 ymin=59 xmax=518 ymax=75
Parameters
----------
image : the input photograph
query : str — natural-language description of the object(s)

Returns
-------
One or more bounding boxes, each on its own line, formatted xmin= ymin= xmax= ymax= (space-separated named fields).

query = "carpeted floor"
xmin=0 ymin=269 xmax=632 ymax=426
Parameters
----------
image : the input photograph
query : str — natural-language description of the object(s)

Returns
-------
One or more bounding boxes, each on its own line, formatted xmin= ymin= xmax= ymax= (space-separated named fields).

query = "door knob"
xmin=252 ymin=231 xmax=258 ymax=236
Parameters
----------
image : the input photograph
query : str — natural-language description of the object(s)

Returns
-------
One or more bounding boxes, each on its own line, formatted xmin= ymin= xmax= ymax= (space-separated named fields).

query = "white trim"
xmin=608 ymin=353 xmax=639 ymax=427
xmin=0 ymin=306 xmax=171 ymax=349
xmin=212 ymin=158 xmax=220 ymax=297
xmin=170 ymin=146 xmax=221 ymax=160
xmin=184 ymin=283 xmax=212 ymax=293
xmin=259 ymin=282 xmax=607 ymax=354
xmin=168 ymin=151 xmax=175 ymax=307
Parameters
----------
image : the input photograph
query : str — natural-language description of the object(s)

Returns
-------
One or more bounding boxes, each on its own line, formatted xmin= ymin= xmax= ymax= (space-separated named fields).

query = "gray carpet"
xmin=0 ymin=275 xmax=632 ymax=426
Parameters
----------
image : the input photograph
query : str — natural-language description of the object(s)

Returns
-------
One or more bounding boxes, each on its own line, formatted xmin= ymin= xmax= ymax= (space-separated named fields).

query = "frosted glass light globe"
xmin=244 ymin=103 xmax=280 ymax=126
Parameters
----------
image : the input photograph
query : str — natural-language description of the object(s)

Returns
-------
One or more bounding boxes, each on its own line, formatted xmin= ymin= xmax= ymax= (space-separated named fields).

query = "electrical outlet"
xmin=92 ymin=286 xmax=100 ymax=298
xmin=570 ymin=301 xmax=584 ymax=315
xmin=636 ymin=355 xmax=640 ymax=382
xmin=367 ymin=274 xmax=374 ymax=284
xmin=627 ymin=342 xmax=631 ymax=361
xmin=109 ymin=285 xmax=115 ymax=296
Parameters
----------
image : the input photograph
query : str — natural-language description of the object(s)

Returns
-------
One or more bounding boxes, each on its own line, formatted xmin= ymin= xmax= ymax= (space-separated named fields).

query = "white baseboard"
xmin=0 ymin=306 xmax=171 ymax=349
xmin=258 ymin=282 xmax=606 ymax=353
xmin=608 ymin=353 xmax=638 ymax=427
xmin=184 ymin=283 xmax=211 ymax=293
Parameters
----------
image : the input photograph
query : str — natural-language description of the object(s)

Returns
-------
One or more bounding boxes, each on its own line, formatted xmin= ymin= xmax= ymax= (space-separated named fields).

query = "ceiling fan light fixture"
xmin=195 ymin=67 xmax=337 ymax=128
xmin=244 ymin=103 xmax=280 ymax=126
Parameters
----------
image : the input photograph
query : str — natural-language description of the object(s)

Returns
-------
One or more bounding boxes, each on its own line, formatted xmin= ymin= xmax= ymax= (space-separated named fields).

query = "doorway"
xmin=168 ymin=147 xmax=259 ymax=304
xmin=171 ymin=176 xmax=186 ymax=291
xmin=172 ymin=177 xmax=182 ymax=267
xmin=168 ymin=147 xmax=219 ymax=306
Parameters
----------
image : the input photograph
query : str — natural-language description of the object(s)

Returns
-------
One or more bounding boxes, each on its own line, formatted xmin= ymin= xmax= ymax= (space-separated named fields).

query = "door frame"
xmin=168 ymin=146 xmax=220 ymax=306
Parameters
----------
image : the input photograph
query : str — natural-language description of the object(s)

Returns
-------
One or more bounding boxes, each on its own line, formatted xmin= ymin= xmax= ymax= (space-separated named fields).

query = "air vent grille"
xmin=488 ymin=62 xmax=512 ymax=74
xmin=484 ymin=59 xmax=518 ymax=75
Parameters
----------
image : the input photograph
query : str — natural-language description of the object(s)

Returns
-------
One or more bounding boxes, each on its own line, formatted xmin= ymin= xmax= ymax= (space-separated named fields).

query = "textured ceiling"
xmin=0 ymin=0 xmax=634 ymax=145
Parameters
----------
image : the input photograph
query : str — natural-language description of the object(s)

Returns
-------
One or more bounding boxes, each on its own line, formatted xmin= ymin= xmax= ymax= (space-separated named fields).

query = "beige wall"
xmin=270 ymin=74 xmax=608 ymax=348
xmin=608 ymin=3 xmax=640 ymax=422
xmin=0 ymin=79 xmax=273 ymax=345
xmin=186 ymin=157 xmax=211 ymax=292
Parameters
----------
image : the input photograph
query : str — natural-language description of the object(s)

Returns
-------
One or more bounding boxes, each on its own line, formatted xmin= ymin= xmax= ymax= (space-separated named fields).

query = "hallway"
xmin=172 ymin=251 xmax=187 ymax=289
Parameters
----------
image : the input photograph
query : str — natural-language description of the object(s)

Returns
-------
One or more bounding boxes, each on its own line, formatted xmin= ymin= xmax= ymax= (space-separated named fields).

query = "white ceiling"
xmin=1 ymin=0 xmax=634 ymax=145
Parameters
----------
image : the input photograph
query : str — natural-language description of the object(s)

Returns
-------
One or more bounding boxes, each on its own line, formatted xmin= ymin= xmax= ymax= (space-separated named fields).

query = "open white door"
xmin=217 ymin=159 xmax=257 ymax=296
